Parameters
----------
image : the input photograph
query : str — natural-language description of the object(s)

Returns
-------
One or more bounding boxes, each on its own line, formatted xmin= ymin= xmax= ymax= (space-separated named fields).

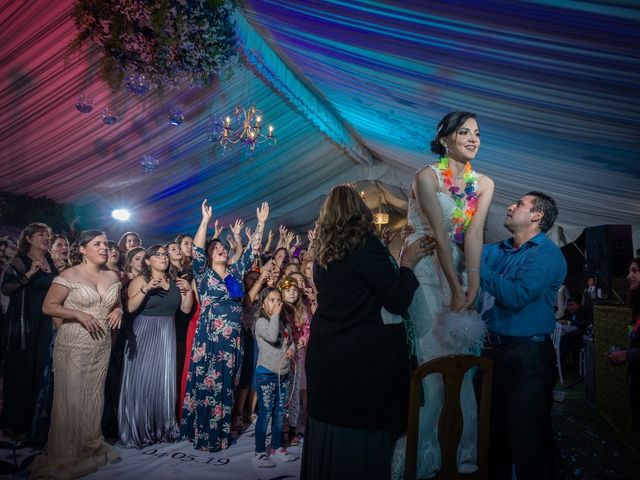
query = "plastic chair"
xmin=404 ymin=355 xmax=493 ymax=480
xmin=551 ymin=323 xmax=564 ymax=384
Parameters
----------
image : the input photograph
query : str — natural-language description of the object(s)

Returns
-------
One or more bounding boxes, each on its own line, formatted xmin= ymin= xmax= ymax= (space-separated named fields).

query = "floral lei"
xmin=437 ymin=157 xmax=479 ymax=246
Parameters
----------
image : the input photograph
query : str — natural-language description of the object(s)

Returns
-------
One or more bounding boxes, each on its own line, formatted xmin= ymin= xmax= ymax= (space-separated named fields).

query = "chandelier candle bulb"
xmin=208 ymin=104 xmax=277 ymax=151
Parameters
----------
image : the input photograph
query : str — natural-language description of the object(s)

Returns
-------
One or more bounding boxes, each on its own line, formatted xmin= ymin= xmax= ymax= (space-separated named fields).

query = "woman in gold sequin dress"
xmin=31 ymin=230 xmax=123 ymax=479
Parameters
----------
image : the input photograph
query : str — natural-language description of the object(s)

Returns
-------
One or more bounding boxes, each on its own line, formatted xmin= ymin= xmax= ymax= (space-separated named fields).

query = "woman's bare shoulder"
xmin=101 ymin=269 xmax=120 ymax=284
xmin=58 ymin=266 xmax=79 ymax=281
xmin=414 ymin=164 xmax=439 ymax=193
xmin=476 ymin=173 xmax=495 ymax=191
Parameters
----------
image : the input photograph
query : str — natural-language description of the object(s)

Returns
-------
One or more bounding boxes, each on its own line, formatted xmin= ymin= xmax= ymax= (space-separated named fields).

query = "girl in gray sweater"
xmin=252 ymin=287 xmax=297 ymax=468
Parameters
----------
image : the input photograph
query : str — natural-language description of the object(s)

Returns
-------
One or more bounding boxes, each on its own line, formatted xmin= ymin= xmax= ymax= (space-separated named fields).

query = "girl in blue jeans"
xmin=253 ymin=287 xmax=297 ymax=468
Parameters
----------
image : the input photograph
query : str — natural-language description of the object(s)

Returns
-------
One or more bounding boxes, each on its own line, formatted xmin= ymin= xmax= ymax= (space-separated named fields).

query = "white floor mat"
xmin=0 ymin=423 xmax=302 ymax=480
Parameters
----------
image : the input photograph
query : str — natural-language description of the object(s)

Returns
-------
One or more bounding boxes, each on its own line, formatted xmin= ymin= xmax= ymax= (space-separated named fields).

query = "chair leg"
xmin=556 ymin=352 xmax=564 ymax=384
xmin=578 ymin=348 xmax=585 ymax=376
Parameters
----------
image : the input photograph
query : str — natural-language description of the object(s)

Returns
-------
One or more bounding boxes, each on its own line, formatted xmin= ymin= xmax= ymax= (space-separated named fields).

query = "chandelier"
xmin=209 ymin=104 xmax=276 ymax=151
xmin=373 ymin=193 xmax=389 ymax=226
xmin=373 ymin=212 xmax=389 ymax=225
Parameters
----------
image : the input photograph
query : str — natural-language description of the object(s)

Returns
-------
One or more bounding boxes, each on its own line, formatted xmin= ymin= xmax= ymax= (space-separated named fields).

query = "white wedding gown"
xmin=391 ymin=165 xmax=486 ymax=479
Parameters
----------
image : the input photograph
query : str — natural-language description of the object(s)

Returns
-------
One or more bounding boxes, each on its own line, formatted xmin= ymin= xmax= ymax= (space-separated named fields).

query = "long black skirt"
xmin=300 ymin=416 xmax=397 ymax=480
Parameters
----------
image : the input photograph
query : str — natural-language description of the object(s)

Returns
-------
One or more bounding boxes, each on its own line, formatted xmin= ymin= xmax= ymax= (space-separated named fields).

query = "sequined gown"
xmin=31 ymin=277 xmax=121 ymax=479
xmin=392 ymin=165 xmax=486 ymax=479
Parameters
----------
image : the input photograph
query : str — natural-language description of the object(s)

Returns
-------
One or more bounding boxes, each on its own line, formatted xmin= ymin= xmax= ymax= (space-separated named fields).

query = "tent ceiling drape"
xmin=0 ymin=1 xmax=638 ymax=245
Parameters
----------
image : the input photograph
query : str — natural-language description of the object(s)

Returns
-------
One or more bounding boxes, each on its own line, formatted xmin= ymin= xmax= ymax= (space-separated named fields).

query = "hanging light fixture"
xmin=209 ymin=104 xmax=276 ymax=151
xmin=373 ymin=193 xmax=389 ymax=226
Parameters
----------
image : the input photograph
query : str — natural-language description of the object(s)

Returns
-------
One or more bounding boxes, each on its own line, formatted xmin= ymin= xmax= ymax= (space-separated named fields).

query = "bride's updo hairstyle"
xmin=430 ymin=111 xmax=477 ymax=157
xmin=313 ymin=185 xmax=374 ymax=269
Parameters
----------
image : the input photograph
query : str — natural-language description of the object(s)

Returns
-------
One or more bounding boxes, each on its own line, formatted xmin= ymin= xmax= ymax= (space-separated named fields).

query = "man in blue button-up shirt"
xmin=480 ymin=191 xmax=566 ymax=480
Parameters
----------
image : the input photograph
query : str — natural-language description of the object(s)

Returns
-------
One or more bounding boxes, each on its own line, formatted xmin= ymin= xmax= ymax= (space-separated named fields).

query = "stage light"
xmin=112 ymin=209 xmax=130 ymax=221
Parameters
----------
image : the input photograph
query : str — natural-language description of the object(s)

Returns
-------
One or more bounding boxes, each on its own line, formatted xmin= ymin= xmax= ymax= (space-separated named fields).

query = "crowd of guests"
xmin=1 ymin=111 xmax=639 ymax=480
xmin=0 ymin=205 xmax=639 ymax=480
xmin=0 ymin=201 xmax=320 ymax=477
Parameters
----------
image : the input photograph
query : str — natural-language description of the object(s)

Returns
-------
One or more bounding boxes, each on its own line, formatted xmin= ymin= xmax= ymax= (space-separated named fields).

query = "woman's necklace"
xmin=436 ymin=157 xmax=479 ymax=246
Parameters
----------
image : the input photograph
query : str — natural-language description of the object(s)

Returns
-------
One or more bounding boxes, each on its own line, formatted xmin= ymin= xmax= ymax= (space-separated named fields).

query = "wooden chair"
xmin=404 ymin=354 xmax=493 ymax=480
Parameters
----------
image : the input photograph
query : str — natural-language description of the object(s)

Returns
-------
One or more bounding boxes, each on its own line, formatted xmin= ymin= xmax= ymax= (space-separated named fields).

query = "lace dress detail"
xmin=31 ymin=277 xmax=121 ymax=479
xmin=392 ymin=165 xmax=485 ymax=479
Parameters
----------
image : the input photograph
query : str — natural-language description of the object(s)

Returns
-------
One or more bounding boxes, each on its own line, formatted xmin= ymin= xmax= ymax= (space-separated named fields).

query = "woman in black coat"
xmin=301 ymin=185 xmax=434 ymax=480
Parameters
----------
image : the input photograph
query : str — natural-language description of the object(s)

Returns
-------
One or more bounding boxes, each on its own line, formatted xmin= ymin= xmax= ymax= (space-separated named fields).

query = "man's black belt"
xmin=485 ymin=332 xmax=548 ymax=346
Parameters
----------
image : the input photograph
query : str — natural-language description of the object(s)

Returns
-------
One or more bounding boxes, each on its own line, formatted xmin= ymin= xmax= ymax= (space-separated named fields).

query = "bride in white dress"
xmin=392 ymin=111 xmax=494 ymax=478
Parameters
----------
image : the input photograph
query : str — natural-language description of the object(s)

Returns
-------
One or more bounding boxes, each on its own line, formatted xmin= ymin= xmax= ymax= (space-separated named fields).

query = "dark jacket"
xmin=561 ymin=306 xmax=592 ymax=330
xmin=306 ymin=233 xmax=419 ymax=432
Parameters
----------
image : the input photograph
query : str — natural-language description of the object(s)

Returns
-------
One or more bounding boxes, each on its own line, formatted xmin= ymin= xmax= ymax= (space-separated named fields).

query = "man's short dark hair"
xmin=526 ymin=191 xmax=558 ymax=233
xmin=568 ymin=296 xmax=581 ymax=305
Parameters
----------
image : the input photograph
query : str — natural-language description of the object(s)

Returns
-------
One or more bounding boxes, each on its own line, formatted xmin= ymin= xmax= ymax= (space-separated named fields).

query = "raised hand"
xmin=175 ymin=277 xmax=192 ymax=294
xmin=201 ymin=199 xmax=213 ymax=223
xmin=256 ymin=201 xmax=269 ymax=223
xmin=144 ymin=277 xmax=163 ymax=293
xmin=285 ymin=231 xmax=295 ymax=246
xmin=307 ymin=228 xmax=315 ymax=243
xmin=261 ymin=259 xmax=275 ymax=276
xmin=230 ymin=219 xmax=244 ymax=237
xmin=226 ymin=234 xmax=235 ymax=250
xmin=245 ymin=226 xmax=253 ymax=243
xmin=303 ymin=286 xmax=316 ymax=302
xmin=267 ymin=229 xmax=274 ymax=242
xmin=213 ymin=219 xmax=222 ymax=239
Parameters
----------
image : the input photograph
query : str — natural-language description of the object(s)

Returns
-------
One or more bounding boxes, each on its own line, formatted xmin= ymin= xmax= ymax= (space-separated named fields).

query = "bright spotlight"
xmin=112 ymin=209 xmax=130 ymax=221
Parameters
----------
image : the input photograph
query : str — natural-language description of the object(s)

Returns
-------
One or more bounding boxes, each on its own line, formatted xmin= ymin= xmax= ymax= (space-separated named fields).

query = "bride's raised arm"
xmin=463 ymin=175 xmax=494 ymax=308
xmin=414 ymin=167 xmax=465 ymax=311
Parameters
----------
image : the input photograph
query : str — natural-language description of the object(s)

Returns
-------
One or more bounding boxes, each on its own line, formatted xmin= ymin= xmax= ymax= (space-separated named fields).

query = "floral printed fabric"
xmin=180 ymin=244 xmax=255 ymax=451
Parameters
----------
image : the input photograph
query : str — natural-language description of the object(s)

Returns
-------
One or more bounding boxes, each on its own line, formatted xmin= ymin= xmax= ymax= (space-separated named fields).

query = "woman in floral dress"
xmin=181 ymin=199 xmax=269 ymax=451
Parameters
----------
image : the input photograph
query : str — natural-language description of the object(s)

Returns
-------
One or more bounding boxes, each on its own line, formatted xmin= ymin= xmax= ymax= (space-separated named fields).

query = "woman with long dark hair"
xmin=181 ymin=200 xmax=269 ymax=452
xmin=118 ymin=245 xmax=193 ymax=448
xmin=117 ymin=231 xmax=142 ymax=254
xmin=300 ymin=185 xmax=432 ymax=480
xmin=392 ymin=111 xmax=494 ymax=477
xmin=31 ymin=230 xmax=122 ymax=478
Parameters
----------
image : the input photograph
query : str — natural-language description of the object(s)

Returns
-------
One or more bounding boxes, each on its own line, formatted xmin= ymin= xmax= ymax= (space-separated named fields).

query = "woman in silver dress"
xmin=118 ymin=244 xmax=193 ymax=448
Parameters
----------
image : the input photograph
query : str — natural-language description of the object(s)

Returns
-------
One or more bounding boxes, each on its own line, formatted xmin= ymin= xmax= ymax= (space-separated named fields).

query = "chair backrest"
xmin=552 ymin=323 xmax=563 ymax=349
xmin=404 ymin=354 xmax=493 ymax=480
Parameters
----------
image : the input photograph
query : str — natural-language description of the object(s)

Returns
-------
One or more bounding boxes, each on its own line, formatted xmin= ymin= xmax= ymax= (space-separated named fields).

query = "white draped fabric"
xmin=0 ymin=1 xmax=638 ymax=246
